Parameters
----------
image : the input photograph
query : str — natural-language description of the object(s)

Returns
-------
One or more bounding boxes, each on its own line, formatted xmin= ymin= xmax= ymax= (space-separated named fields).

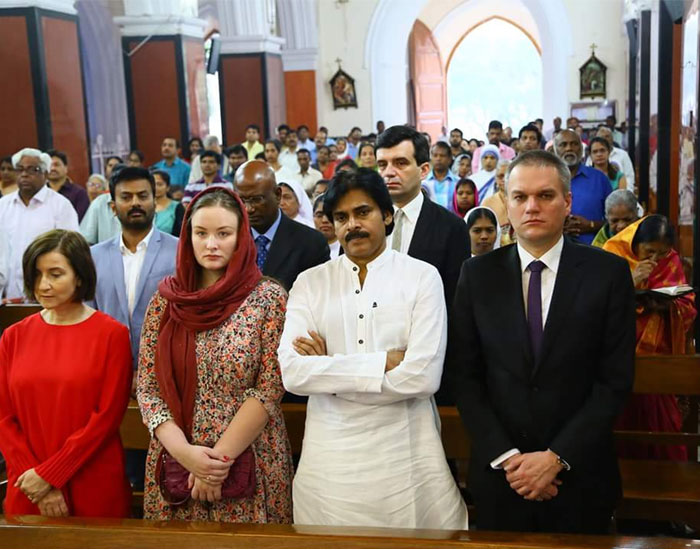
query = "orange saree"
xmin=604 ymin=219 xmax=696 ymax=460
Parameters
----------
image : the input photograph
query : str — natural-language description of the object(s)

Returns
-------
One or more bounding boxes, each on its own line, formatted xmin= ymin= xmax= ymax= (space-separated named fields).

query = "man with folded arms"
xmin=278 ymin=168 xmax=468 ymax=530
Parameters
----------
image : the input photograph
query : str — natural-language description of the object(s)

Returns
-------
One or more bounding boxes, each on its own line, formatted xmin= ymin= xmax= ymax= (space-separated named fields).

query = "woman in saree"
xmin=603 ymin=215 xmax=696 ymax=460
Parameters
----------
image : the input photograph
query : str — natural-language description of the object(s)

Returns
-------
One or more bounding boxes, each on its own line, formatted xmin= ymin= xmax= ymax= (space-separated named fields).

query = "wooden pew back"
xmin=1 ymin=516 xmax=698 ymax=548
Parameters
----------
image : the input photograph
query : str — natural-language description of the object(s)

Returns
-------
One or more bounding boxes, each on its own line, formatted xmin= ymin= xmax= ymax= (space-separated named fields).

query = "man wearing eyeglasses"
xmin=233 ymin=160 xmax=329 ymax=293
xmin=0 ymin=148 xmax=78 ymax=300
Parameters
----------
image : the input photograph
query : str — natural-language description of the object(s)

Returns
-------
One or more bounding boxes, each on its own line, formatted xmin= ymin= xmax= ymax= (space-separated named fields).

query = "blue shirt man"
xmin=424 ymin=169 xmax=459 ymax=210
xmin=151 ymin=137 xmax=191 ymax=185
xmin=554 ymin=129 xmax=612 ymax=246
xmin=569 ymin=164 xmax=612 ymax=245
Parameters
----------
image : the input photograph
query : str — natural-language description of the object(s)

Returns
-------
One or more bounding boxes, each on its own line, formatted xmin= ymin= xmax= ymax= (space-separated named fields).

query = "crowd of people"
xmin=0 ymin=115 xmax=694 ymax=536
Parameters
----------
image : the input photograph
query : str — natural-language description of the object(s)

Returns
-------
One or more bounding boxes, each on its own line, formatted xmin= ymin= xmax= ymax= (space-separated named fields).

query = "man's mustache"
xmin=128 ymin=208 xmax=147 ymax=216
xmin=345 ymin=231 xmax=370 ymax=243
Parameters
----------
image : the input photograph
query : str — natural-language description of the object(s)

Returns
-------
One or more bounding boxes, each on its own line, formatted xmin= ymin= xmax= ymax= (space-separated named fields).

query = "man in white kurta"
xmin=278 ymin=168 xmax=467 ymax=530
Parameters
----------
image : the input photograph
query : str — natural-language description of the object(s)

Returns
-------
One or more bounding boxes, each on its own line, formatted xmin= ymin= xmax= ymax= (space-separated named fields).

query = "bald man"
xmin=234 ymin=160 xmax=329 ymax=292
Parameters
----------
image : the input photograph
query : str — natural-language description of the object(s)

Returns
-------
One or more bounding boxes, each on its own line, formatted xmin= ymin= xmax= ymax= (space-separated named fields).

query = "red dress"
xmin=0 ymin=311 xmax=132 ymax=517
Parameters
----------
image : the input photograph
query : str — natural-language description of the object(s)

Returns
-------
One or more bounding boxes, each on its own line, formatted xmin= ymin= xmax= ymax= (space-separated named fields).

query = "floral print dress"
xmin=136 ymin=279 xmax=293 ymax=522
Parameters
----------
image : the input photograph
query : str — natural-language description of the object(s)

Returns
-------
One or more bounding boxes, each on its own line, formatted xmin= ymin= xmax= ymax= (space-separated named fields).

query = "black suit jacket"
xmin=408 ymin=198 xmax=470 ymax=405
xmin=263 ymin=213 xmax=330 ymax=292
xmin=407 ymin=198 xmax=470 ymax=308
xmin=448 ymin=238 xmax=635 ymax=513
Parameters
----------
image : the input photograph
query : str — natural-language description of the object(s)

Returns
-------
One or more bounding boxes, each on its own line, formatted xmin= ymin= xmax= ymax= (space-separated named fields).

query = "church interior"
xmin=2 ymin=0 xmax=700 ymax=547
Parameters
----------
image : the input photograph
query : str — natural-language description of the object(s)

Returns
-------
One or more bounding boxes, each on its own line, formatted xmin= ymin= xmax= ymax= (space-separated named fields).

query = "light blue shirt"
xmin=152 ymin=157 xmax=191 ymax=186
xmin=425 ymin=169 xmax=458 ymax=210
xmin=251 ymin=209 xmax=282 ymax=253
xmin=79 ymin=193 xmax=121 ymax=245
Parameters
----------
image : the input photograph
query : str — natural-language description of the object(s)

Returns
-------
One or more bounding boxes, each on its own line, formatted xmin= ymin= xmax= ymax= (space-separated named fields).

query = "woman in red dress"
xmin=0 ymin=230 xmax=132 ymax=517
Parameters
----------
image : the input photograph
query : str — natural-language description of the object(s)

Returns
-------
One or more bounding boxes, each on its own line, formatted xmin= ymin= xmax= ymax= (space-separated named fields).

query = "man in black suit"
xmin=376 ymin=126 xmax=470 ymax=405
xmin=376 ymin=126 xmax=469 ymax=306
xmin=448 ymin=150 xmax=635 ymax=534
xmin=234 ymin=160 xmax=329 ymax=292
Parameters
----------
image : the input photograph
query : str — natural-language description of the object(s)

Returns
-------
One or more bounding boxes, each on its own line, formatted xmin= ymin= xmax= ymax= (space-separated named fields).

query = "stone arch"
xmin=365 ymin=0 xmax=572 ymax=126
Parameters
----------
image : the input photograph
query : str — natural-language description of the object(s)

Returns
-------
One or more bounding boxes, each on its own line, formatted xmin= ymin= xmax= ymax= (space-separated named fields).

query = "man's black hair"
xmin=200 ymin=150 xmax=222 ymax=164
xmin=246 ymin=123 xmax=260 ymax=132
xmin=450 ymin=128 xmax=463 ymax=137
xmin=431 ymin=141 xmax=452 ymax=159
xmin=110 ymin=166 xmax=155 ymax=200
xmin=47 ymin=149 xmax=68 ymax=166
xmin=297 ymin=148 xmax=311 ymax=157
xmin=518 ymin=124 xmax=543 ymax=143
xmin=226 ymin=144 xmax=248 ymax=158
xmin=323 ymin=168 xmax=394 ymax=236
xmin=277 ymin=123 xmax=290 ymax=133
xmin=488 ymin=120 xmax=503 ymax=131
xmin=375 ymin=125 xmax=430 ymax=165
xmin=297 ymin=124 xmax=309 ymax=132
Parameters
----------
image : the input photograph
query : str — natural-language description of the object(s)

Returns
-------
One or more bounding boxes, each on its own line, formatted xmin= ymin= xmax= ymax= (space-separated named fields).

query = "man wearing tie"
xmin=448 ymin=150 xmax=635 ymax=534
xmin=233 ymin=160 xmax=329 ymax=292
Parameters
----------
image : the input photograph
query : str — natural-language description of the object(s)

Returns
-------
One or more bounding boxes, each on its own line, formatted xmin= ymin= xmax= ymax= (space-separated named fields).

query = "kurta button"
xmin=355 ymin=289 xmax=360 ymax=294
xmin=358 ymin=339 xmax=364 ymax=344
xmin=359 ymin=314 xmax=364 ymax=319
xmin=353 ymin=267 xmax=358 ymax=271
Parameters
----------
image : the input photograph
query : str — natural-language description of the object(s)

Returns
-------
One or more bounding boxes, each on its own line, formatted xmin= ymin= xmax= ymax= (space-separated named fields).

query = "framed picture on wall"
xmin=330 ymin=69 xmax=358 ymax=109
xmin=579 ymin=51 xmax=607 ymax=99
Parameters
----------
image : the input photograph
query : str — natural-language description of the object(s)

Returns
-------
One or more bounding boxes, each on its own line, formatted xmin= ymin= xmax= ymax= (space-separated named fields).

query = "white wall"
xmin=563 ymin=0 xmax=629 ymax=123
xmin=315 ymin=0 xmax=378 ymax=137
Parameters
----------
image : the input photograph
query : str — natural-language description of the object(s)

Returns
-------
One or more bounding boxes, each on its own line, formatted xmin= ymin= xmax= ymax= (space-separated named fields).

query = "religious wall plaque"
xmin=330 ymin=67 xmax=357 ymax=109
xmin=579 ymin=44 xmax=607 ymax=99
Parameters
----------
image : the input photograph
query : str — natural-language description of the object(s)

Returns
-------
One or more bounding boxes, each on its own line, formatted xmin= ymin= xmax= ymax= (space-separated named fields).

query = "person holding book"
xmin=604 ymin=215 xmax=696 ymax=460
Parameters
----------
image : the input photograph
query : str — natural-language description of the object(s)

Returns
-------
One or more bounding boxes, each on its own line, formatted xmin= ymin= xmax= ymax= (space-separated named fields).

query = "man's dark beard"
xmin=119 ymin=207 xmax=155 ymax=230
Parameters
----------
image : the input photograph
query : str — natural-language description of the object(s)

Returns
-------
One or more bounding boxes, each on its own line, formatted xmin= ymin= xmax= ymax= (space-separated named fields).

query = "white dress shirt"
xmin=328 ymin=240 xmax=341 ymax=259
xmin=297 ymin=167 xmax=323 ymax=193
xmin=0 ymin=187 xmax=79 ymax=299
xmin=273 ymin=165 xmax=301 ymax=186
xmin=279 ymin=248 xmax=468 ymax=529
xmin=491 ymin=235 xmax=564 ymax=468
xmin=279 ymin=149 xmax=301 ymax=173
xmin=388 ymin=191 xmax=423 ymax=254
xmin=119 ymin=226 xmax=154 ymax=317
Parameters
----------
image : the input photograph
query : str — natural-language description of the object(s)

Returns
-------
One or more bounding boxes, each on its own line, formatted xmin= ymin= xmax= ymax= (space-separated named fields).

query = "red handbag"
xmin=156 ymin=446 xmax=256 ymax=506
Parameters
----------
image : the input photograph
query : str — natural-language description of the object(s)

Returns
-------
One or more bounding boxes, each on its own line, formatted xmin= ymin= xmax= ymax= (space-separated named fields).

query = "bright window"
xmin=447 ymin=18 xmax=542 ymax=139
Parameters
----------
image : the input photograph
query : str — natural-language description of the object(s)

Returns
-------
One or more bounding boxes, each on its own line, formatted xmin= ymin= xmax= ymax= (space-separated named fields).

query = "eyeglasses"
xmin=15 ymin=165 xmax=43 ymax=175
xmin=239 ymin=195 xmax=266 ymax=207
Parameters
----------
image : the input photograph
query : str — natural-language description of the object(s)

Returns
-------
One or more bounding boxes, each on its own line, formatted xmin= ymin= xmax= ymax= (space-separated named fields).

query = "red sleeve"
xmin=34 ymin=322 xmax=132 ymax=488
xmin=0 ymin=329 xmax=40 ymax=473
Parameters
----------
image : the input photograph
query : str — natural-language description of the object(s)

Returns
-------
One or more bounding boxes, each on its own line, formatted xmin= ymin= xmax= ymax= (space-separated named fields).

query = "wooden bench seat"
xmin=1 ymin=515 xmax=698 ymax=548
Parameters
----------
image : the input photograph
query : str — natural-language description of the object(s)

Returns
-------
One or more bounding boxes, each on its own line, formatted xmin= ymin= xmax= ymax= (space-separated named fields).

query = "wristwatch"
xmin=549 ymin=449 xmax=571 ymax=471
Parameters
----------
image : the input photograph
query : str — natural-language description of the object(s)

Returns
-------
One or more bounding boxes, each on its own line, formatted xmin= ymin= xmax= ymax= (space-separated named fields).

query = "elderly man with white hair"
xmin=0 ymin=148 xmax=78 ymax=300
xmin=586 ymin=126 xmax=635 ymax=190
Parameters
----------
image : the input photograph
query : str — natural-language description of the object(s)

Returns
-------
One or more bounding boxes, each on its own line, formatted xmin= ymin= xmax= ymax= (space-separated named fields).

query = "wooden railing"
xmin=1 ymin=516 xmax=698 ymax=549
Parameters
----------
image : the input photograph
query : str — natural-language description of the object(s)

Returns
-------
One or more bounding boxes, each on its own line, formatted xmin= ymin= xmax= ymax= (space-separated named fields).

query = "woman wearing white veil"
xmin=278 ymin=179 xmax=315 ymax=227
xmin=470 ymin=145 xmax=500 ymax=202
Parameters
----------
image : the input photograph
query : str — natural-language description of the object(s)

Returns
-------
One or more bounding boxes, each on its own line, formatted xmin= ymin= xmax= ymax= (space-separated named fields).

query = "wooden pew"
xmin=121 ymin=355 xmax=700 ymax=528
xmin=1 ymin=515 xmax=698 ymax=548
xmin=0 ymin=304 xmax=42 ymax=331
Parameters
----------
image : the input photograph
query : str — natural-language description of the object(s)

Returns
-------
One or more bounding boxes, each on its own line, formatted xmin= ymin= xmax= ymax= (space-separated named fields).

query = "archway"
xmin=446 ymin=17 xmax=542 ymax=138
xmin=365 ymin=0 xmax=572 ymax=127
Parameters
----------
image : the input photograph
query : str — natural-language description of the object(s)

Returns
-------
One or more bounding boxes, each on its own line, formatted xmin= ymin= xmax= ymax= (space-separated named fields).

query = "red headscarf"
xmin=155 ymin=186 xmax=261 ymax=438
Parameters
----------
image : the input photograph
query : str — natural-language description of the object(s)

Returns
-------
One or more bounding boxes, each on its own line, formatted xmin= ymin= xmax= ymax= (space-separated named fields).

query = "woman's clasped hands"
xmin=181 ymin=444 xmax=234 ymax=503
xmin=15 ymin=468 xmax=69 ymax=516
